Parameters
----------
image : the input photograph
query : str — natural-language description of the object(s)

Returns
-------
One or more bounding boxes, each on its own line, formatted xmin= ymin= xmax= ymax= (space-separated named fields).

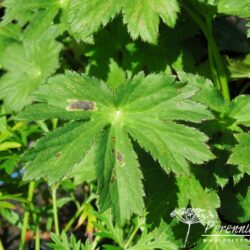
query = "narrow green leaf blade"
xmin=97 ymin=125 xmax=144 ymax=224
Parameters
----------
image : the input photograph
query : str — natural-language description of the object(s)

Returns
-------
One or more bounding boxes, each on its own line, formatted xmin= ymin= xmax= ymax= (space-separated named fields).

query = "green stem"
xmin=36 ymin=121 xmax=49 ymax=133
xmin=182 ymin=2 xmax=230 ymax=102
xmin=91 ymin=236 xmax=100 ymax=250
xmin=63 ymin=202 xmax=85 ymax=233
xmin=0 ymin=239 xmax=5 ymax=250
xmin=52 ymin=184 xmax=60 ymax=237
xmin=63 ymin=194 xmax=97 ymax=233
xmin=28 ymin=190 xmax=40 ymax=250
xmin=19 ymin=181 xmax=36 ymax=250
xmin=52 ymin=118 xmax=58 ymax=130
xmin=35 ymin=222 xmax=40 ymax=250
xmin=239 ymin=82 xmax=250 ymax=94
xmin=207 ymin=35 xmax=221 ymax=91
xmin=124 ymin=222 xmax=142 ymax=249
xmin=184 ymin=223 xmax=192 ymax=247
xmin=205 ymin=17 xmax=230 ymax=102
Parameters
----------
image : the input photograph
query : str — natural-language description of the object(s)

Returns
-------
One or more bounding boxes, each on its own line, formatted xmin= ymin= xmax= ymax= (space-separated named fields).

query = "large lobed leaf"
xmin=19 ymin=71 xmax=214 ymax=223
xmin=2 ymin=0 xmax=180 ymax=45
xmin=2 ymin=0 xmax=249 ymax=45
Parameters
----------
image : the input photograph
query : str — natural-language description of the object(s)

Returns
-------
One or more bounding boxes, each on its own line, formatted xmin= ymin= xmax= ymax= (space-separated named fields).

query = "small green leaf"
xmin=0 ymin=27 xmax=62 ymax=112
xmin=227 ymin=95 xmax=250 ymax=127
xmin=0 ymin=201 xmax=15 ymax=209
xmin=228 ymin=132 xmax=250 ymax=175
xmin=0 ymin=141 xmax=22 ymax=151
xmin=107 ymin=59 xmax=126 ymax=90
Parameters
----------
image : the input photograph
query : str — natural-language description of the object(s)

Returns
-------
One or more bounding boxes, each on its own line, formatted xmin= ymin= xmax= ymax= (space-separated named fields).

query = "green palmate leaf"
xmin=0 ymin=27 xmax=62 ymax=112
xmin=66 ymin=0 xmax=180 ymax=44
xmin=228 ymin=132 xmax=250 ymax=175
xmin=19 ymin=71 xmax=214 ymax=222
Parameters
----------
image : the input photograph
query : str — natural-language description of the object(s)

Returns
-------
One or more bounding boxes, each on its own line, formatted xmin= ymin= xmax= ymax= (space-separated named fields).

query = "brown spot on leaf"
xmin=116 ymin=152 xmax=123 ymax=164
xmin=176 ymin=88 xmax=183 ymax=93
xmin=111 ymin=168 xmax=116 ymax=183
xmin=66 ymin=99 xmax=96 ymax=111
xmin=55 ymin=152 xmax=62 ymax=159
